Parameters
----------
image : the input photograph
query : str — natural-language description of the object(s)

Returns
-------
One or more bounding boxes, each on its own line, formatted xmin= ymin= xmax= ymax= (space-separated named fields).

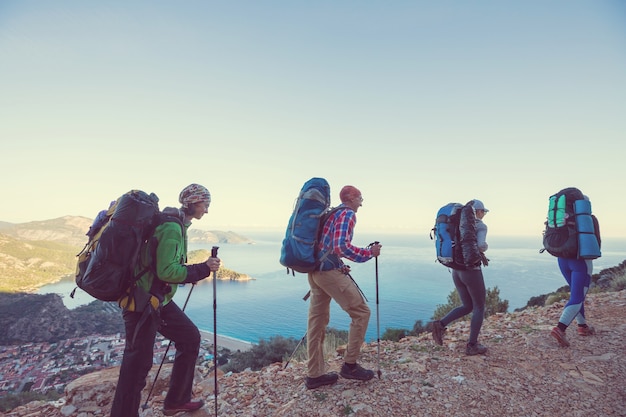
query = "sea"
xmin=39 ymin=231 xmax=626 ymax=345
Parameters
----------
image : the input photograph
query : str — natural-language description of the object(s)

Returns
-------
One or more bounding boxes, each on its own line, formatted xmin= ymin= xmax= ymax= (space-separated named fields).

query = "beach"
xmin=199 ymin=330 xmax=253 ymax=352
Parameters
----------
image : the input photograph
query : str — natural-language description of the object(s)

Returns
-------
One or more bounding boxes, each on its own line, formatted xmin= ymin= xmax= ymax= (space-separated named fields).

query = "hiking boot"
xmin=163 ymin=400 xmax=204 ymax=416
xmin=431 ymin=320 xmax=445 ymax=346
xmin=577 ymin=325 xmax=595 ymax=336
xmin=305 ymin=372 xmax=339 ymax=389
xmin=465 ymin=343 xmax=487 ymax=356
xmin=550 ymin=326 xmax=570 ymax=347
xmin=340 ymin=363 xmax=375 ymax=381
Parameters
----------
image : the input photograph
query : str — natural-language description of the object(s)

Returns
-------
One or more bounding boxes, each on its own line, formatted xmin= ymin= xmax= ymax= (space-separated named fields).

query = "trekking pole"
xmin=211 ymin=246 xmax=219 ymax=417
xmin=370 ymin=241 xmax=382 ymax=379
xmin=284 ymin=289 xmax=312 ymax=369
xmin=284 ymin=332 xmax=306 ymax=369
xmin=142 ymin=283 xmax=196 ymax=410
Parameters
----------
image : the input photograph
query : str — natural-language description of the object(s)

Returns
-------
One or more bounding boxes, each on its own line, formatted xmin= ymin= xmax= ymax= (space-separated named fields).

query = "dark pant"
xmin=440 ymin=268 xmax=486 ymax=344
xmin=110 ymin=301 xmax=201 ymax=417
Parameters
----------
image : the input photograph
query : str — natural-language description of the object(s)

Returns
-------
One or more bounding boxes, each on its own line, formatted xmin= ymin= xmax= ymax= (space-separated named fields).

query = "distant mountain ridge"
xmin=0 ymin=215 xmax=253 ymax=247
xmin=0 ymin=216 xmax=92 ymax=247
xmin=0 ymin=216 xmax=254 ymax=293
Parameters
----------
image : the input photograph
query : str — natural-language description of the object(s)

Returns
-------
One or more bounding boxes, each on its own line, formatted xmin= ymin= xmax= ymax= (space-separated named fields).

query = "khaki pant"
xmin=307 ymin=269 xmax=370 ymax=378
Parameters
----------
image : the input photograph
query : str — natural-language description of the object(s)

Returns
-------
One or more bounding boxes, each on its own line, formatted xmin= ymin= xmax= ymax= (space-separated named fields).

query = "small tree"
xmin=222 ymin=328 xmax=350 ymax=373
xmin=484 ymin=286 xmax=508 ymax=317
xmin=411 ymin=319 xmax=428 ymax=336
xmin=432 ymin=289 xmax=462 ymax=321
xmin=381 ymin=328 xmax=408 ymax=342
xmin=223 ymin=335 xmax=298 ymax=373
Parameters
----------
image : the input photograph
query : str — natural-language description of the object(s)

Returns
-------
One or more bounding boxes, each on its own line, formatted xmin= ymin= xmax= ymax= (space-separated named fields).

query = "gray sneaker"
xmin=465 ymin=343 xmax=487 ymax=356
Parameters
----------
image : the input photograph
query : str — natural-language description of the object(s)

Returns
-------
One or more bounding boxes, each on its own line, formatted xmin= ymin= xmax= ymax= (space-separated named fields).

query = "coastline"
xmin=199 ymin=329 xmax=253 ymax=352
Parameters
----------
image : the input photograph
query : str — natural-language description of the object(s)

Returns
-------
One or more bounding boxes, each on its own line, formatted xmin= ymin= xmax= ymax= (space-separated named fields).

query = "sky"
xmin=1 ymin=1 xmax=625 ymax=238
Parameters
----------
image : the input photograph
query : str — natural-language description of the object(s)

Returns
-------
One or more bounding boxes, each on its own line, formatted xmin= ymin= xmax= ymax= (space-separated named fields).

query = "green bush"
xmin=412 ymin=320 xmax=428 ymax=336
xmin=222 ymin=335 xmax=298 ymax=373
xmin=381 ymin=328 xmax=409 ymax=342
xmin=610 ymin=271 xmax=626 ymax=291
xmin=432 ymin=289 xmax=461 ymax=321
xmin=485 ymin=286 xmax=509 ymax=317
xmin=0 ymin=390 xmax=61 ymax=413
xmin=222 ymin=328 xmax=349 ymax=373
xmin=545 ymin=291 xmax=570 ymax=305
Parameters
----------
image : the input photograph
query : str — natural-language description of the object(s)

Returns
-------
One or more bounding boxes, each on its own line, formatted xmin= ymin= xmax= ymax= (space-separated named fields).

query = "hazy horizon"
xmin=2 ymin=2 xmax=625 ymax=237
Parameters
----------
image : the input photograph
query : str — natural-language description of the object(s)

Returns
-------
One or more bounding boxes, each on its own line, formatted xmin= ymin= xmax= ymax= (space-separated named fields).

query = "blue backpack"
xmin=280 ymin=178 xmax=332 ymax=274
xmin=430 ymin=201 xmax=481 ymax=270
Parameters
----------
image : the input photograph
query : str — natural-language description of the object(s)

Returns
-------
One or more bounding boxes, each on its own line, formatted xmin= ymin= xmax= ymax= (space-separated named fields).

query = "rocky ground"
xmin=4 ymin=290 xmax=625 ymax=417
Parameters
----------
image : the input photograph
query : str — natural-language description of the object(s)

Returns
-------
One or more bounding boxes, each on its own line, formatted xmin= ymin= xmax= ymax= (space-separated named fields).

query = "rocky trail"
xmin=4 ymin=290 xmax=625 ymax=417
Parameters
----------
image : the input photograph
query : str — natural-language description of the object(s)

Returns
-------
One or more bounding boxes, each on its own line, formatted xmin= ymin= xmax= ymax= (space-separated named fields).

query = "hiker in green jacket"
xmin=111 ymin=183 xmax=220 ymax=417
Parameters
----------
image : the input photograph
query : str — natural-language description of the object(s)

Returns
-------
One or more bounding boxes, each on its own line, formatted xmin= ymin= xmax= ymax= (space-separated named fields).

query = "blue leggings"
xmin=440 ymin=268 xmax=486 ymax=344
xmin=557 ymin=258 xmax=592 ymax=327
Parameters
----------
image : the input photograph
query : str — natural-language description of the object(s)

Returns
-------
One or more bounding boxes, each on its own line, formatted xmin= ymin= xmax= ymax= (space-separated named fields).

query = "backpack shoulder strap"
xmin=318 ymin=206 xmax=347 ymax=238
xmin=137 ymin=210 xmax=186 ymax=285
xmin=316 ymin=206 xmax=349 ymax=267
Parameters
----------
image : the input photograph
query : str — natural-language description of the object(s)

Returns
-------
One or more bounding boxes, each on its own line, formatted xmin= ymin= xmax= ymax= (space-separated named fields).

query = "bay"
xmin=40 ymin=231 xmax=626 ymax=345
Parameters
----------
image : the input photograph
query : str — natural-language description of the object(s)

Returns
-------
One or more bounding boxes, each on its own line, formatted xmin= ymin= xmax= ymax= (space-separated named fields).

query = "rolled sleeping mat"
xmin=574 ymin=199 xmax=601 ymax=259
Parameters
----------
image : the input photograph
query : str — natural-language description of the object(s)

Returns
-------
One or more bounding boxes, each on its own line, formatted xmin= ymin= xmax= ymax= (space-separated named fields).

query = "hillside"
xmin=0 ymin=293 xmax=123 ymax=344
xmin=0 ymin=234 xmax=79 ymax=292
xmin=0 ymin=216 xmax=253 ymax=293
xmin=4 ymin=290 xmax=625 ymax=417
xmin=0 ymin=216 xmax=253 ymax=246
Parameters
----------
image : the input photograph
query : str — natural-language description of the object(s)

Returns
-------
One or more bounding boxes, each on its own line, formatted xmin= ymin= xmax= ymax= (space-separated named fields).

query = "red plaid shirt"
xmin=318 ymin=206 xmax=373 ymax=263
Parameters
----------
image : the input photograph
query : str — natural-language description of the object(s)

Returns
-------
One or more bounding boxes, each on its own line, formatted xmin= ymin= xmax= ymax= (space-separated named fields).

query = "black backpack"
xmin=72 ymin=190 xmax=163 ymax=302
xmin=541 ymin=187 xmax=601 ymax=259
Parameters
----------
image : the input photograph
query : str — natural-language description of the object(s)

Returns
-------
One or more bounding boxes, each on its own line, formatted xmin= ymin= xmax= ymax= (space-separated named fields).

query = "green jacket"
xmin=136 ymin=220 xmax=190 ymax=306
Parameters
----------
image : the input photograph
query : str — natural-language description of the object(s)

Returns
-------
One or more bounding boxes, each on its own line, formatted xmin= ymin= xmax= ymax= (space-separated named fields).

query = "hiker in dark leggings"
xmin=111 ymin=184 xmax=220 ymax=417
xmin=432 ymin=199 xmax=489 ymax=356
xmin=550 ymin=258 xmax=594 ymax=347
xmin=442 ymin=269 xmax=486 ymax=347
